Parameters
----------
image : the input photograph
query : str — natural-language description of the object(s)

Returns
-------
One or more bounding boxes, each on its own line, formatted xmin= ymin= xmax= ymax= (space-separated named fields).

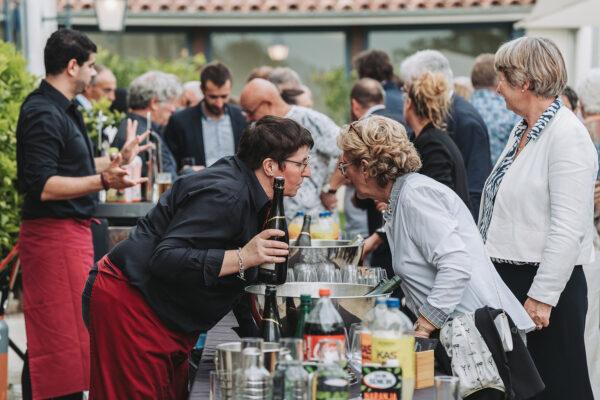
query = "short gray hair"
xmin=494 ymin=36 xmax=566 ymax=99
xmin=183 ymin=80 xmax=202 ymax=99
xmin=268 ymin=67 xmax=302 ymax=90
xmin=128 ymin=71 xmax=183 ymax=110
xmin=577 ymin=68 xmax=600 ymax=115
xmin=89 ymin=64 xmax=109 ymax=86
xmin=400 ymin=50 xmax=453 ymax=86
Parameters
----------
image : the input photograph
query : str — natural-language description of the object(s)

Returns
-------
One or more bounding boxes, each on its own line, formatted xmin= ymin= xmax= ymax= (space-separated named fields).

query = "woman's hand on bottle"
xmin=241 ymin=229 xmax=289 ymax=268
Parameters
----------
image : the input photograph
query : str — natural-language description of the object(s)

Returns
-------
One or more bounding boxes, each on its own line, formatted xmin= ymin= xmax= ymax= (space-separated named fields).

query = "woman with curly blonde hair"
xmin=337 ymin=115 xmax=534 ymax=340
xmin=404 ymin=71 xmax=470 ymax=207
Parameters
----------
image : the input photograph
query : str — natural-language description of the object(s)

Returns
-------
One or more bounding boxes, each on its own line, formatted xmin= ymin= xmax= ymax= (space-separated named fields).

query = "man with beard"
xmin=164 ymin=61 xmax=247 ymax=173
xmin=16 ymin=28 xmax=150 ymax=399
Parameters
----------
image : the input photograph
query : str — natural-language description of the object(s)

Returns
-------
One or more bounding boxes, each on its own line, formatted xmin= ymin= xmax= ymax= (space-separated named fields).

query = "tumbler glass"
xmin=435 ymin=375 xmax=460 ymax=400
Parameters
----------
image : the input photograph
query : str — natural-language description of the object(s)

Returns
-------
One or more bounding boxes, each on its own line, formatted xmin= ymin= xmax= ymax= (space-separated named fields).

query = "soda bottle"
xmin=261 ymin=285 xmax=282 ymax=342
xmin=312 ymin=339 xmax=350 ymax=400
xmin=288 ymin=211 xmax=304 ymax=240
xmin=258 ymin=177 xmax=289 ymax=285
xmin=303 ymin=288 xmax=345 ymax=361
xmin=360 ymin=297 xmax=388 ymax=364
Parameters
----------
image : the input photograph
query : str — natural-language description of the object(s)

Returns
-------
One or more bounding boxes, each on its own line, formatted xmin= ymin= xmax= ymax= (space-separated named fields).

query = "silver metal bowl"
xmin=245 ymin=282 xmax=389 ymax=336
xmin=288 ymin=239 xmax=363 ymax=270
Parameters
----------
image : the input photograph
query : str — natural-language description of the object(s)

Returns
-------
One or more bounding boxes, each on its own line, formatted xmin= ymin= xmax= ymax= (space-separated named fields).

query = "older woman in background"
xmin=338 ymin=116 xmax=534 ymax=338
xmin=480 ymin=37 xmax=597 ymax=399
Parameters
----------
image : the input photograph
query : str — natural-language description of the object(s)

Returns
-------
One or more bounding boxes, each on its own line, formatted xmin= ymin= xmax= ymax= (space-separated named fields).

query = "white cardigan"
xmin=479 ymin=106 xmax=598 ymax=307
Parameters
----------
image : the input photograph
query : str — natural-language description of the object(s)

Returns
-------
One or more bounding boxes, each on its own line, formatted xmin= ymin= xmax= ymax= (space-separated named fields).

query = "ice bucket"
xmin=288 ymin=239 xmax=363 ymax=270
xmin=245 ymin=282 xmax=389 ymax=336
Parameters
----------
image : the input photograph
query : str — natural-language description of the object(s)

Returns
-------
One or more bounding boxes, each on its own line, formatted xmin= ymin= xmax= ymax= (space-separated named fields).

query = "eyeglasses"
xmin=243 ymin=101 xmax=267 ymax=118
xmin=283 ymin=155 xmax=311 ymax=172
xmin=338 ymin=161 xmax=351 ymax=176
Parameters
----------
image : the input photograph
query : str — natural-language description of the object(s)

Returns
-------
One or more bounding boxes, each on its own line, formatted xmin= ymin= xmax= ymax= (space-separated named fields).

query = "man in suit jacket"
xmin=163 ymin=62 xmax=247 ymax=173
xmin=401 ymin=50 xmax=492 ymax=219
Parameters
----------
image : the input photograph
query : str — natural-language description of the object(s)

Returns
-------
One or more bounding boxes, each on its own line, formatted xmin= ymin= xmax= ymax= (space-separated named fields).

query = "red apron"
xmin=89 ymin=255 xmax=198 ymax=399
xmin=19 ymin=218 xmax=93 ymax=399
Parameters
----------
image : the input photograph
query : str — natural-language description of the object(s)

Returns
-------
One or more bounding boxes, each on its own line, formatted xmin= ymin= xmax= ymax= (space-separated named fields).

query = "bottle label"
xmin=371 ymin=336 xmax=415 ymax=378
xmin=361 ymin=332 xmax=372 ymax=364
xmin=303 ymin=334 xmax=345 ymax=360
xmin=260 ymin=262 xmax=275 ymax=271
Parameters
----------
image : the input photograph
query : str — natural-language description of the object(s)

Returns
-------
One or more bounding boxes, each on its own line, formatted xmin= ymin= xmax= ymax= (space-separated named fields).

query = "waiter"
xmin=83 ymin=116 xmax=313 ymax=398
xmin=16 ymin=28 xmax=150 ymax=400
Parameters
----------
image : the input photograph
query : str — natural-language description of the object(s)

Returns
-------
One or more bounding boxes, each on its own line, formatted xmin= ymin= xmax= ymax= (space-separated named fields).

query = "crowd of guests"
xmin=14 ymin=27 xmax=600 ymax=399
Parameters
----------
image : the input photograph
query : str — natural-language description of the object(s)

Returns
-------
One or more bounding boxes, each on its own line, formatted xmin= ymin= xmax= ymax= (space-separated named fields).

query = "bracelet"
xmin=413 ymin=320 xmax=435 ymax=335
xmin=237 ymin=247 xmax=245 ymax=280
xmin=100 ymin=173 xmax=109 ymax=190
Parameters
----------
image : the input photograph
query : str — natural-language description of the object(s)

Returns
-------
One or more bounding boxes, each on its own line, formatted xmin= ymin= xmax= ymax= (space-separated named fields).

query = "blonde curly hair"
xmin=407 ymin=71 xmax=450 ymax=130
xmin=338 ymin=115 xmax=421 ymax=187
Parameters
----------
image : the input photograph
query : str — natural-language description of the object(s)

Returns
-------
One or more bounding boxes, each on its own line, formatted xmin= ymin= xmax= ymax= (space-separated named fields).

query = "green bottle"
xmin=366 ymin=275 xmax=402 ymax=295
xmin=294 ymin=294 xmax=312 ymax=339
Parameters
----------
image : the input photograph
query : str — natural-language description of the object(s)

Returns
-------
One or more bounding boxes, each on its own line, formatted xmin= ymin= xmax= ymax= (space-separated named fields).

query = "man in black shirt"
xmin=83 ymin=116 xmax=313 ymax=398
xmin=16 ymin=28 xmax=150 ymax=400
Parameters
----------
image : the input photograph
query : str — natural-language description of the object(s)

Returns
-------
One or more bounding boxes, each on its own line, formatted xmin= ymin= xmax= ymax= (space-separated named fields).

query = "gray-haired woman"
xmin=480 ymin=36 xmax=597 ymax=399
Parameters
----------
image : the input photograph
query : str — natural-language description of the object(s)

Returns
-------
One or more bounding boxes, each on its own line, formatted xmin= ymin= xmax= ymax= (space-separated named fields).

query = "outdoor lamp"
xmin=95 ymin=0 xmax=128 ymax=32
xmin=268 ymin=43 xmax=289 ymax=61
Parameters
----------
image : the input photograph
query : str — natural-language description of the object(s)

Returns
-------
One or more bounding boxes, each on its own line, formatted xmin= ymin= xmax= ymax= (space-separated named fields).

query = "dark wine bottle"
xmin=366 ymin=275 xmax=402 ymax=295
xmin=296 ymin=215 xmax=312 ymax=246
xmin=294 ymin=294 xmax=312 ymax=339
xmin=261 ymin=285 xmax=282 ymax=342
xmin=258 ymin=177 xmax=289 ymax=285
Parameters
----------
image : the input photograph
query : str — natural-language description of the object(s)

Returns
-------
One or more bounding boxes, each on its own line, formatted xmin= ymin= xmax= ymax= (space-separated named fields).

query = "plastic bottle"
xmin=303 ymin=288 xmax=345 ymax=361
xmin=312 ymin=339 xmax=350 ymax=400
xmin=272 ymin=338 xmax=308 ymax=400
xmin=311 ymin=212 xmax=336 ymax=240
xmin=288 ymin=211 xmax=305 ymax=240
xmin=360 ymin=297 xmax=387 ymax=364
xmin=371 ymin=297 xmax=415 ymax=400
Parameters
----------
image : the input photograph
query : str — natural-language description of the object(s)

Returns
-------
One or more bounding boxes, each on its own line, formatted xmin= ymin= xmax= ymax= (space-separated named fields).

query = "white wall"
xmin=21 ymin=0 xmax=58 ymax=77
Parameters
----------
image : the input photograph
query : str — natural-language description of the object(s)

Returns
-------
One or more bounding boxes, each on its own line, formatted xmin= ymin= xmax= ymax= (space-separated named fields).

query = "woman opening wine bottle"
xmin=82 ymin=116 xmax=313 ymax=399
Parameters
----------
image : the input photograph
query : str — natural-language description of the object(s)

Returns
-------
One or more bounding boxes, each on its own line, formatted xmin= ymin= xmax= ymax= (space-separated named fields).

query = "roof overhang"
xmin=516 ymin=0 xmax=600 ymax=29
xmin=60 ymin=5 xmax=533 ymax=28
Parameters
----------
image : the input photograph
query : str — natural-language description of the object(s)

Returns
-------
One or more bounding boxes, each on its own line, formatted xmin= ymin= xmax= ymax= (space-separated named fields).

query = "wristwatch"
xmin=321 ymin=183 xmax=337 ymax=194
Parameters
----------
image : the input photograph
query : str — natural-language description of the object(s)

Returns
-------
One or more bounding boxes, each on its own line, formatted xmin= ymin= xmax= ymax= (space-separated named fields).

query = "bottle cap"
xmin=318 ymin=288 xmax=331 ymax=297
xmin=300 ymin=294 xmax=312 ymax=302
xmin=273 ymin=176 xmax=285 ymax=189
xmin=375 ymin=298 xmax=387 ymax=305
xmin=295 ymin=211 xmax=305 ymax=216
xmin=386 ymin=298 xmax=400 ymax=308
xmin=318 ymin=212 xmax=328 ymax=217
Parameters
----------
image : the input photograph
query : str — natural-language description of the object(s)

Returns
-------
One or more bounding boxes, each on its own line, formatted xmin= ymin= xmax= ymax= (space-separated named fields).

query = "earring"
xmin=267 ymin=173 xmax=273 ymax=177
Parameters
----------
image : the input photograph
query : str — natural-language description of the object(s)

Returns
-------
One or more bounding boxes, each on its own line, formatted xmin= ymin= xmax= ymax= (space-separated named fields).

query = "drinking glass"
xmin=241 ymin=337 xmax=264 ymax=353
xmin=295 ymin=263 xmax=315 ymax=282
xmin=373 ymin=267 xmax=388 ymax=282
xmin=364 ymin=268 xmax=378 ymax=286
xmin=286 ymin=268 xmax=295 ymax=283
xmin=210 ymin=370 xmax=231 ymax=400
xmin=341 ymin=264 xmax=358 ymax=284
xmin=334 ymin=269 xmax=342 ymax=283
xmin=435 ymin=375 xmax=460 ymax=400
xmin=317 ymin=263 xmax=336 ymax=282
xmin=345 ymin=323 xmax=362 ymax=372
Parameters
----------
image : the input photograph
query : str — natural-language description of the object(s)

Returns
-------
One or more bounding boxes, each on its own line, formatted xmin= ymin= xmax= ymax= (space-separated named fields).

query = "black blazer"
xmin=163 ymin=101 xmax=247 ymax=170
xmin=413 ymin=123 xmax=471 ymax=209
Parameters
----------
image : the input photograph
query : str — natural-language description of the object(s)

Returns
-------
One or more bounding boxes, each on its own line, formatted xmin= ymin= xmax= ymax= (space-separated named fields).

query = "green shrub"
xmin=79 ymin=97 xmax=125 ymax=155
xmin=312 ymin=67 xmax=356 ymax=126
xmin=0 ymin=41 xmax=37 ymax=259
xmin=95 ymin=47 xmax=206 ymax=88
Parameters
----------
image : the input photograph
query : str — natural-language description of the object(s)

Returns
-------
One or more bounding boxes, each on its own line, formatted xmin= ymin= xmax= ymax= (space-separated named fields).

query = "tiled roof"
xmin=59 ymin=0 xmax=535 ymax=13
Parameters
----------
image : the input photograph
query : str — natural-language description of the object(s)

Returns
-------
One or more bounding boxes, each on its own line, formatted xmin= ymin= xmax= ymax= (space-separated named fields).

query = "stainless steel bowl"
xmin=245 ymin=282 xmax=389 ymax=336
xmin=289 ymin=239 xmax=363 ymax=270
